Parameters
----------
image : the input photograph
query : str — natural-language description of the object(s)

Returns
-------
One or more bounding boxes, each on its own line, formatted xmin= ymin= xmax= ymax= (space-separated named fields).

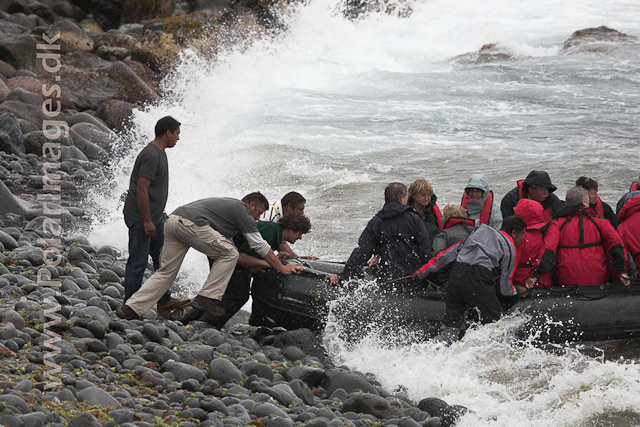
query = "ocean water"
xmin=87 ymin=0 xmax=640 ymax=424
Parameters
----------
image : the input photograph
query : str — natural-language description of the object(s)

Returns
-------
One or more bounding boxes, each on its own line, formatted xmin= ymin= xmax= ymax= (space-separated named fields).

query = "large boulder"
xmin=77 ymin=387 xmax=121 ymax=407
xmin=452 ymin=43 xmax=514 ymax=64
xmin=107 ymin=61 xmax=158 ymax=105
xmin=95 ymin=99 xmax=134 ymax=131
xmin=70 ymin=122 xmax=118 ymax=152
xmin=75 ymin=0 xmax=175 ymax=31
xmin=67 ymin=113 xmax=112 ymax=133
xmin=561 ymin=26 xmax=640 ymax=54
xmin=0 ymin=101 xmax=45 ymax=129
xmin=342 ymin=393 xmax=391 ymax=419
xmin=48 ymin=19 xmax=95 ymax=53
xmin=0 ymin=34 xmax=40 ymax=72
xmin=69 ymin=128 xmax=108 ymax=162
xmin=323 ymin=368 xmax=378 ymax=395
xmin=0 ymin=113 xmax=24 ymax=155
xmin=6 ymin=76 xmax=75 ymax=110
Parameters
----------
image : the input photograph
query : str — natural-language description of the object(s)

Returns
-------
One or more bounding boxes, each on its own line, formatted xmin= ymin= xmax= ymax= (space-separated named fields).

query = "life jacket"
xmin=618 ymin=195 xmax=640 ymax=267
xmin=513 ymin=199 xmax=552 ymax=287
xmin=431 ymin=203 xmax=443 ymax=231
xmin=517 ymin=180 xmax=553 ymax=222
xmin=461 ymin=190 xmax=493 ymax=225
xmin=585 ymin=197 xmax=605 ymax=217
xmin=631 ymin=182 xmax=638 ymax=192
xmin=553 ymin=209 xmax=609 ymax=286
xmin=443 ymin=217 xmax=475 ymax=229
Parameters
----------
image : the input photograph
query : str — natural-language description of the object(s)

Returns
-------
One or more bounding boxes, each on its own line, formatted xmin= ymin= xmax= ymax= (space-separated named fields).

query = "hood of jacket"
xmin=514 ymin=198 xmax=548 ymax=229
xmin=465 ymin=174 xmax=490 ymax=216
xmin=619 ymin=192 xmax=640 ymax=222
xmin=376 ymin=200 xmax=416 ymax=219
xmin=524 ymin=170 xmax=557 ymax=193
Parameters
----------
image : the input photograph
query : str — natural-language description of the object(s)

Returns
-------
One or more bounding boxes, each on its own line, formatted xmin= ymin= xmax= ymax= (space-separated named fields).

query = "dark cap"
xmin=524 ymin=170 xmax=557 ymax=193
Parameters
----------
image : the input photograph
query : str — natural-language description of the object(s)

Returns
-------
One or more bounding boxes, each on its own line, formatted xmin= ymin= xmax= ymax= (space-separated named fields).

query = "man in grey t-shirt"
xmin=118 ymin=193 xmax=304 ymax=321
xmin=122 ymin=116 xmax=190 ymax=315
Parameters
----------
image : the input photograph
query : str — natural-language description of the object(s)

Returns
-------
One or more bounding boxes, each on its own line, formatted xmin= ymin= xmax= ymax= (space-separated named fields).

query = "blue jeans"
xmin=123 ymin=217 xmax=168 ymax=301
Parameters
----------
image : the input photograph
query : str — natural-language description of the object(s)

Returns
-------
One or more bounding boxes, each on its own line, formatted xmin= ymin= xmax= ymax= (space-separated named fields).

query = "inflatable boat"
xmin=250 ymin=260 xmax=640 ymax=342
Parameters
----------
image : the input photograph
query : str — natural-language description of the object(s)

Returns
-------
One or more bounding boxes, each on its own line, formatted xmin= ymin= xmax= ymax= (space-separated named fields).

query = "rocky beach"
xmin=1 ymin=0 xmax=639 ymax=425
xmin=0 ymin=0 xmax=471 ymax=425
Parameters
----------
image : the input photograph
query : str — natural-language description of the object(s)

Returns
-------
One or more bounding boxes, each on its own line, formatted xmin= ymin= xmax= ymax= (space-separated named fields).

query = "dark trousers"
xmin=124 ymin=217 xmax=169 ymax=302
xmin=206 ymin=257 xmax=252 ymax=328
xmin=442 ymin=262 xmax=503 ymax=329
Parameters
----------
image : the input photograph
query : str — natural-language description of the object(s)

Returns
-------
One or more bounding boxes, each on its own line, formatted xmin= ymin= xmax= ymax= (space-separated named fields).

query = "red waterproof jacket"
xmin=517 ymin=180 xmax=554 ymax=222
xmin=513 ymin=199 xmax=553 ymax=287
xmin=618 ymin=194 xmax=640 ymax=267
xmin=546 ymin=204 xmax=626 ymax=286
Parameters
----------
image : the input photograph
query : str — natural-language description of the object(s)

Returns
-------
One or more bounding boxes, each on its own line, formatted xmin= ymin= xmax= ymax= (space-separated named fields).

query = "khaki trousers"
xmin=127 ymin=215 xmax=239 ymax=316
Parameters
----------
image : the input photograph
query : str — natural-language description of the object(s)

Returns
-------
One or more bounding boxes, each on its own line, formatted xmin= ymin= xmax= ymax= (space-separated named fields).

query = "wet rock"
xmin=79 ymin=18 xmax=103 ymax=34
xmin=323 ymin=368 xmax=378 ymax=396
xmin=342 ymin=393 xmax=390 ymax=419
xmin=10 ymin=246 xmax=44 ymax=266
xmin=69 ymin=128 xmax=108 ymax=162
xmin=77 ymin=386 xmax=121 ymax=407
xmin=6 ymin=76 xmax=74 ymax=109
xmin=95 ymin=99 xmax=134 ymax=131
xmin=0 ymin=230 xmax=19 ymax=250
xmin=49 ymin=19 xmax=94 ymax=53
xmin=273 ymin=329 xmax=325 ymax=361
xmin=0 ymin=112 xmax=24 ymax=155
xmin=561 ymin=26 xmax=640 ymax=54
xmin=0 ymin=100 xmax=44 ymax=129
xmin=0 ymin=309 xmax=25 ymax=329
xmin=68 ymin=413 xmax=101 ymax=427
xmin=251 ymin=402 xmax=289 ymax=419
xmin=108 ymin=61 xmax=158 ymax=105
xmin=439 ymin=405 xmax=469 ymax=427
xmin=210 ymin=357 xmax=244 ymax=385
xmin=418 ymin=397 xmax=448 ymax=417
xmin=0 ymin=34 xmax=40 ymax=72
xmin=0 ymin=395 xmax=29 ymax=414
xmin=0 ymin=60 xmax=17 ymax=79
xmin=7 ymin=87 xmax=42 ymax=106
xmin=177 ymin=344 xmax=215 ymax=364
xmin=240 ymin=361 xmax=274 ymax=381
xmin=163 ymin=360 xmax=207 ymax=383
xmin=452 ymin=43 xmax=514 ymax=64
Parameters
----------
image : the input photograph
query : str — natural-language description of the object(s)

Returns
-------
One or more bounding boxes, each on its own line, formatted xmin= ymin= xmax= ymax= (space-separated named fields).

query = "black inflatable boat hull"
xmin=251 ymin=260 xmax=640 ymax=342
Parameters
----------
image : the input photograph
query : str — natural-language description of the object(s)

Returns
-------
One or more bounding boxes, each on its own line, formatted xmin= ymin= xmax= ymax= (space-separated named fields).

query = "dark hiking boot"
xmin=248 ymin=312 xmax=277 ymax=327
xmin=180 ymin=306 xmax=205 ymax=325
xmin=116 ymin=304 xmax=140 ymax=320
xmin=192 ymin=295 xmax=226 ymax=317
xmin=157 ymin=297 xmax=192 ymax=316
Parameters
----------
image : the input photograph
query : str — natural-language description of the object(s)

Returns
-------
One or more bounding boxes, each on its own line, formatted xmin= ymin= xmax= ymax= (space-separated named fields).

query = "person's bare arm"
xmin=237 ymin=253 xmax=270 ymax=269
xmin=263 ymin=249 xmax=305 ymax=274
xmin=278 ymin=242 xmax=297 ymax=258
xmin=137 ymin=177 xmax=155 ymax=238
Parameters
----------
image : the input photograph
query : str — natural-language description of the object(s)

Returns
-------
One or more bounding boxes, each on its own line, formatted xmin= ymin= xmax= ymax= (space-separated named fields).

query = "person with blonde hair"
xmin=431 ymin=205 xmax=475 ymax=254
xmin=408 ymin=178 xmax=442 ymax=241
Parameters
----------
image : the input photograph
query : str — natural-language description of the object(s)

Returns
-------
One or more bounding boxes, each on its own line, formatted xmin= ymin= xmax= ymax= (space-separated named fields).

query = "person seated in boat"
xmin=575 ymin=176 xmax=618 ymax=228
xmin=195 ymin=213 xmax=313 ymax=328
xmin=260 ymin=191 xmax=306 ymax=222
xmin=461 ymin=174 xmax=503 ymax=229
xmin=500 ymin=170 xmax=563 ymax=221
xmin=412 ymin=216 xmax=527 ymax=345
xmin=616 ymin=174 xmax=640 ymax=215
xmin=431 ymin=205 xmax=475 ymax=255
xmin=330 ymin=182 xmax=432 ymax=285
xmin=545 ymin=186 xmax=629 ymax=287
xmin=617 ymin=189 xmax=640 ymax=271
xmin=408 ymin=178 xmax=442 ymax=242
xmin=512 ymin=199 xmax=554 ymax=295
